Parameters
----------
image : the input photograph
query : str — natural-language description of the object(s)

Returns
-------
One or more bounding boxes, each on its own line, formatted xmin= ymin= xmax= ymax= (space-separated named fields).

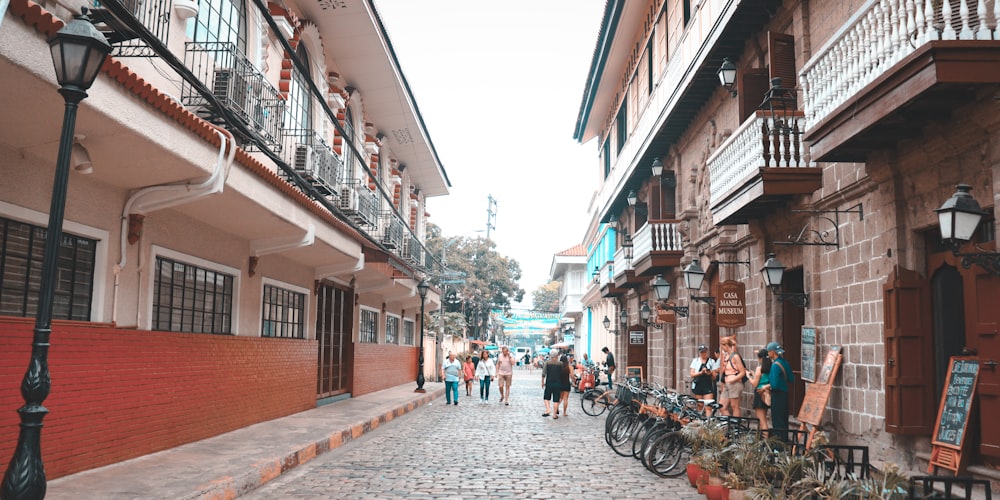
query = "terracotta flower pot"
xmin=703 ymin=482 xmax=728 ymax=500
xmin=727 ymin=489 xmax=746 ymax=500
xmin=686 ymin=462 xmax=704 ymax=488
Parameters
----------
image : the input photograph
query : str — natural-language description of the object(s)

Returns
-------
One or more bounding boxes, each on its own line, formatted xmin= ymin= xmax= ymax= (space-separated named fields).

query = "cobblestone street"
xmin=243 ymin=370 xmax=701 ymax=499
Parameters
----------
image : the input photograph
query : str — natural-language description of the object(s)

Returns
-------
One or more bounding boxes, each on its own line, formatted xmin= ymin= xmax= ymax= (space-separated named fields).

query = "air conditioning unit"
xmin=340 ymin=185 xmax=359 ymax=214
xmin=293 ymin=144 xmax=314 ymax=175
xmin=213 ymin=68 xmax=250 ymax=118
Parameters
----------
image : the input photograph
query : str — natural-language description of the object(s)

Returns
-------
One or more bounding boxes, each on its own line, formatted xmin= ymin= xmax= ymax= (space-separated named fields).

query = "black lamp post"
xmin=415 ymin=279 xmax=430 ymax=393
xmin=2 ymin=10 xmax=110 ymax=499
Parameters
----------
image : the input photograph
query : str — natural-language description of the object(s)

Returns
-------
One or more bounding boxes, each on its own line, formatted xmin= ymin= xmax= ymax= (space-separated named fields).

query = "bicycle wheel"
xmin=630 ymin=417 xmax=658 ymax=459
xmin=638 ymin=424 xmax=671 ymax=470
xmin=645 ymin=431 xmax=689 ymax=477
xmin=608 ymin=413 xmax=640 ymax=457
xmin=581 ymin=389 xmax=606 ymax=417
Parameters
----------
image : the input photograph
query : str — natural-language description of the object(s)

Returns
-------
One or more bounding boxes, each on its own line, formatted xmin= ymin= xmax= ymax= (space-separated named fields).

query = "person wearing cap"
xmin=688 ymin=344 xmax=718 ymax=401
xmin=763 ymin=341 xmax=794 ymax=438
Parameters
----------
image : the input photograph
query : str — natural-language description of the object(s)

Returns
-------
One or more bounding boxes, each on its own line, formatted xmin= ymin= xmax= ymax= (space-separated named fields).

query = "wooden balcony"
xmin=802 ymin=0 xmax=1000 ymax=162
xmin=709 ymin=111 xmax=822 ymax=225
xmin=613 ymin=244 xmax=644 ymax=289
xmin=597 ymin=261 xmax=626 ymax=298
xmin=631 ymin=219 xmax=684 ymax=277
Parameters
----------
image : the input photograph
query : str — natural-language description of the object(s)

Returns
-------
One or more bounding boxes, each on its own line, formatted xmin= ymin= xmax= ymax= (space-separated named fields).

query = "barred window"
xmin=359 ymin=308 xmax=378 ymax=343
xmin=385 ymin=315 xmax=399 ymax=344
xmin=0 ymin=216 xmax=95 ymax=320
xmin=402 ymin=319 xmax=415 ymax=345
xmin=153 ymin=256 xmax=233 ymax=334
xmin=188 ymin=0 xmax=247 ymax=51
xmin=262 ymin=284 xmax=305 ymax=339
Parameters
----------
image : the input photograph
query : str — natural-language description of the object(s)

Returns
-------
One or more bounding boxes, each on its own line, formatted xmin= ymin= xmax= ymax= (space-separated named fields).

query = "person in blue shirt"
xmin=440 ymin=352 xmax=462 ymax=405
xmin=763 ymin=341 xmax=794 ymax=440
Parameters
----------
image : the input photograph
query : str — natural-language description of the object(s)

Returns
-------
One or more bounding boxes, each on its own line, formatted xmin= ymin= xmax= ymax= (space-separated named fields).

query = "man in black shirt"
xmin=541 ymin=353 xmax=565 ymax=418
xmin=602 ymin=346 xmax=616 ymax=389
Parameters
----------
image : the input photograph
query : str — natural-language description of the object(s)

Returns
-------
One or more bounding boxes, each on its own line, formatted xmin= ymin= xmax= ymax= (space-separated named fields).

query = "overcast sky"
xmin=375 ymin=0 xmax=606 ymax=306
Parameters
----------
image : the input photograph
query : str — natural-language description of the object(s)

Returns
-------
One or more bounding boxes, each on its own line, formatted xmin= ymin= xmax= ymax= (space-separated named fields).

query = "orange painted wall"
xmin=0 ymin=318 xmax=316 ymax=479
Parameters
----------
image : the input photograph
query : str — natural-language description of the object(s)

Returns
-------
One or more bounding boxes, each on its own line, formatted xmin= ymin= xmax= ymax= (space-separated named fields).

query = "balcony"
xmin=283 ymin=132 xmax=342 ymax=197
xmin=379 ymin=211 xmax=406 ymax=250
xmin=612 ymin=243 xmax=642 ymax=289
xmin=90 ymin=0 xmax=171 ymax=56
xmin=631 ymin=219 xmax=684 ymax=277
xmin=183 ymin=42 xmax=284 ymax=151
xmin=598 ymin=261 xmax=625 ymax=298
xmin=802 ymin=0 xmax=1000 ymax=161
xmin=708 ymin=111 xmax=822 ymax=225
xmin=338 ymin=180 xmax=378 ymax=228
xmin=404 ymin=234 xmax=426 ymax=269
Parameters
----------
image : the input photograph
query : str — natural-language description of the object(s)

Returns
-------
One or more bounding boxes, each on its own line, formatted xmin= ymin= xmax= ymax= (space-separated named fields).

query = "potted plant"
xmin=722 ymin=433 xmax=771 ymax=500
xmin=682 ymin=419 xmax=728 ymax=490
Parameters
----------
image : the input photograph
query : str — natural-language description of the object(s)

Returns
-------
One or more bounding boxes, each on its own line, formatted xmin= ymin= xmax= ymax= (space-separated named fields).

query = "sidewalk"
xmin=46 ymin=382 xmax=445 ymax=500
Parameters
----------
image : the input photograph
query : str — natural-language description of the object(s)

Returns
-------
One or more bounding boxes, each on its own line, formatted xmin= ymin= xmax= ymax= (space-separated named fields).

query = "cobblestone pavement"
xmin=243 ymin=370 xmax=702 ymax=499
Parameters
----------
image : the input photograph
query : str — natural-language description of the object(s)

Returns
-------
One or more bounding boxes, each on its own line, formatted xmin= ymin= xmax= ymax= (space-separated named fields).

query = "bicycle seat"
xmin=701 ymin=398 xmax=715 ymax=405
xmin=707 ymin=402 xmax=723 ymax=410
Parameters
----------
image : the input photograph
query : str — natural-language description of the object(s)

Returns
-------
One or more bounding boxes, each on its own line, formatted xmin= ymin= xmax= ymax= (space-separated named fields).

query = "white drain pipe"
xmin=111 ymin=127 xmax=235 ymax=325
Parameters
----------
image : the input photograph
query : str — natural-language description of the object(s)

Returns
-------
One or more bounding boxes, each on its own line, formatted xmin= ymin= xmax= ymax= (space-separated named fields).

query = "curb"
xmin=191 ymin=389 xmax=444 ymax=500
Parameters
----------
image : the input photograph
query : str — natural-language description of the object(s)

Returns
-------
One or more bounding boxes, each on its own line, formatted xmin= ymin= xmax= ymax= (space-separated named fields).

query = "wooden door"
xmin=626 ymin=325 xmax=648 ymax=382
xmin=781 ymin=268 xmax=806 ymax=416
xmin=316 ymin=282 xmax=353 ymax=398
xmin=884 ymin=267 xmax=936 ymax=434
xmin=966 ymin=252 xmax=1000 ymax=458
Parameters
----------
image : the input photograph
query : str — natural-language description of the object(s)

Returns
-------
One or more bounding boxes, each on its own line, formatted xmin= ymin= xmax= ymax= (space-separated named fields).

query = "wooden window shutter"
xmin=883 ymin=267 xmax=936 ymax=435
xmin=768 ymin=32 xmax=797 ymax=106
xmin=738 ymin=68 xmax=769 ymax=123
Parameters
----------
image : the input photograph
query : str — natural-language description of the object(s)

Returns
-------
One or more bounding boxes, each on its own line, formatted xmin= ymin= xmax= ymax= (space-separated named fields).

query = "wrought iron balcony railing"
xmin=338 ymin=180 xmax=378 ymax=228
xmin=379 ymin=211 xmax=406 ymax=250
xmin=282 ymin=131 xmax=341 ymax=197
xmin=183 ymin=42 xmax=284 ymax=151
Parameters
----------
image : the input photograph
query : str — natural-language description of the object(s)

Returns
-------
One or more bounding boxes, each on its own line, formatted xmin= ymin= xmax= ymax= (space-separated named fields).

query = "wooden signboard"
xmin=626 ymin=366 xmax=643 ymax=384
xmin=928 ymin=357 xmax=979 ymax=474
xmin=716 ymin=280 xmax=747 ymax=328
xmin=798 ymin=346 xmax=842 ymax=427
xmin=801 ymin=326 xmax=817 ymax=382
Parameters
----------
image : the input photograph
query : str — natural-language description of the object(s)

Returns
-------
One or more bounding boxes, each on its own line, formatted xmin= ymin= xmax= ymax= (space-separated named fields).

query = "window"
xmin=341 ymin=106 xmax=356 ymax=182
xmin=385 ymin=314 xmax=400 ymax=344
xmin=359 ymin=307 xmax=378 ymax=343
xmin=188 ymin=0 xmax=247 ymax=51
xmin=284 ymin=43 xmax=312 ymax=133
xmin=403 ymin=319 xmax=415 ymax=345
xmin=615 ymin=103 xmax=628 ymax=155
xmin=153 ymin=256 xmax=233 ymax=334
xmin=603 ymin=137 xmax=611 ymax=178
xmin=0 ymin=216 xmax=95 ymax=320
xmin=262 ymin=283 xmax=306 ymax=339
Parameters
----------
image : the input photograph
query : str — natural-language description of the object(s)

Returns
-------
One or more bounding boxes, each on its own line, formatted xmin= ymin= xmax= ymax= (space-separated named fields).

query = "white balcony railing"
xmin=707 ymin=111 xmax=811 ymax=206
xmin=802 ymin=0 xmax=1000 ymax=128
xmin=612 ymin=245 xmax=633 ymax=280
xmin=632 ymin=220 xmax=684 ymax=261
xmin=598 ymin=262 xmax=613 ymax=288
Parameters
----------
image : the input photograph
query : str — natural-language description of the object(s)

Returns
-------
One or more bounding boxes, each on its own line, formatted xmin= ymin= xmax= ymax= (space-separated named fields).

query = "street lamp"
xmin=760 ymin=253 xmax=809 ymax=308
xmin=650 ymin=274 xmax=688 ymax=318
xmin=415 ymin=279 xmax=430 ymax=392
xmin=717 ymin=57 xmax=738 ymax=96
xmin=2 ymin=10 xmax=110 ymax=499
xmin=935 ymin=184 xmax=1000 ymax=275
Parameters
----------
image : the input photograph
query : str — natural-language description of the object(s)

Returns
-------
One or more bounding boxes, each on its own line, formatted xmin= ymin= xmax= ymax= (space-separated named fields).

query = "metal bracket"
xmin=776 ymin=203 xmax=864 ymax=248
xmin=775 ymin=291 xmax=810 ymax=308
xmin=943 ymin=240 xmax=1000 ymax=276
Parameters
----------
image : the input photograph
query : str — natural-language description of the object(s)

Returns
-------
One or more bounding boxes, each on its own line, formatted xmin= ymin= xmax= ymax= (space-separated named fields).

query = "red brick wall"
xmin=351 ymin=343 xmax=418 ymax=396
xmin=0 ymin=318 xmax=316 ymax=479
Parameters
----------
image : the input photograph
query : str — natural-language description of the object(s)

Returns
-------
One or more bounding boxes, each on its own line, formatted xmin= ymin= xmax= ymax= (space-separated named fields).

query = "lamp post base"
xmin=414 ymin=389 xmax=427 ymax=393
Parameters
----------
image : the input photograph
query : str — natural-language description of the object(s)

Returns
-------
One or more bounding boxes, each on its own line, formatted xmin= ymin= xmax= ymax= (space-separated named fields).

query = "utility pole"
xmin=486 ymin=195 xmax=497 ymax=239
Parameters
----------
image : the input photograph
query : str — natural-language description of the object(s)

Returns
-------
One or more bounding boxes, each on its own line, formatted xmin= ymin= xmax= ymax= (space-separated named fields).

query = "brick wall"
xmin=351 ymin=342 xmax=418 ymax=396
xmin=0 ymin=317 xmax=316 ymax=479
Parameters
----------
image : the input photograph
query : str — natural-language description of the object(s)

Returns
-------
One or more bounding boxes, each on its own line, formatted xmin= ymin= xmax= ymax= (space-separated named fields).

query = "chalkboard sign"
xmin=931 ymin=357 xmax=979 ymax=449
xmin=801 ymin=326 xmax=817 ymax=382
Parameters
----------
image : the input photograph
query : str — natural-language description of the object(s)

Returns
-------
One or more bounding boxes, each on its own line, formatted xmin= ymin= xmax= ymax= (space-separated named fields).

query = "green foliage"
xmin=531 ymin=281 xmax=561 ymax=313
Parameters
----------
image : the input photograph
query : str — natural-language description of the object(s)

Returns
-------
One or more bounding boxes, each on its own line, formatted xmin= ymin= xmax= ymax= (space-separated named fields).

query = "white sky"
xmin=375 ymin=0 xmax=607 ymax=304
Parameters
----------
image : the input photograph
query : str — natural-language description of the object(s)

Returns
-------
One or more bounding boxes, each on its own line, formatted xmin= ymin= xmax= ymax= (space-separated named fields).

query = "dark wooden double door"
xmin=316 ymin=283 xmax=353 ymax=399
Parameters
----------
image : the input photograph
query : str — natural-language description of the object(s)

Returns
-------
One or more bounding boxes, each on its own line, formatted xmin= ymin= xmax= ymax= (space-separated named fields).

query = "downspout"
xmin=111 ymin=127 xmax=235 ymax=325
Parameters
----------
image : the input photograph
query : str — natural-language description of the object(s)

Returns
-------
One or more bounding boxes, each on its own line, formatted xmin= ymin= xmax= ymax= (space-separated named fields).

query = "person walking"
xmin=475 ymin=350 xmax=497 ymax=403
xmin=688 ymin=344 xmax=718 ymax=402
xmin=462 ymin=355 xmax=476 ymax=397
xmin=718 ymin=335 xmax=747 ymax=417
xmin=495 ymin=346 xmax=516 ymax=405
xmin=749 ymin=348 xmax=771 ymax=431
xmin=541 ymin=354 xmax=564 ymax=418
xmin=763 ymin=341 xmax=794 ymax=440
xmin=559 ymin=354 xmax=573 ymax=416
xmin=601 ymin=347 xmax=616 ymax=388
xmin=440 ymin=352 xmax=462 ymax=406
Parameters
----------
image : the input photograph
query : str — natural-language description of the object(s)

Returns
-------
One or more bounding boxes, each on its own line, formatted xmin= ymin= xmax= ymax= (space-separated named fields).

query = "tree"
xmin=532 ymin=281 xmax=561 ymax=313
xmin=424 ymin=224 xmax=525 ymax=340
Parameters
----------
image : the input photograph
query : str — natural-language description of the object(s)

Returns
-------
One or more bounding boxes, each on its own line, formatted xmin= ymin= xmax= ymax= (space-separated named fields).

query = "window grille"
xmin=359 ymin=308 xmax=378 ymax=343
xmin=402 ymin=319 xmax=415 ymax=345
xmin=262 ymin=284 xmax=305 ymax=339
xmin=153 ymin=256 xmax=233 ymax=334
xmin=385 ymin=315 xmax=399 ymax=344
xmin=0 ymin=216 xmax=95 ymax=320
